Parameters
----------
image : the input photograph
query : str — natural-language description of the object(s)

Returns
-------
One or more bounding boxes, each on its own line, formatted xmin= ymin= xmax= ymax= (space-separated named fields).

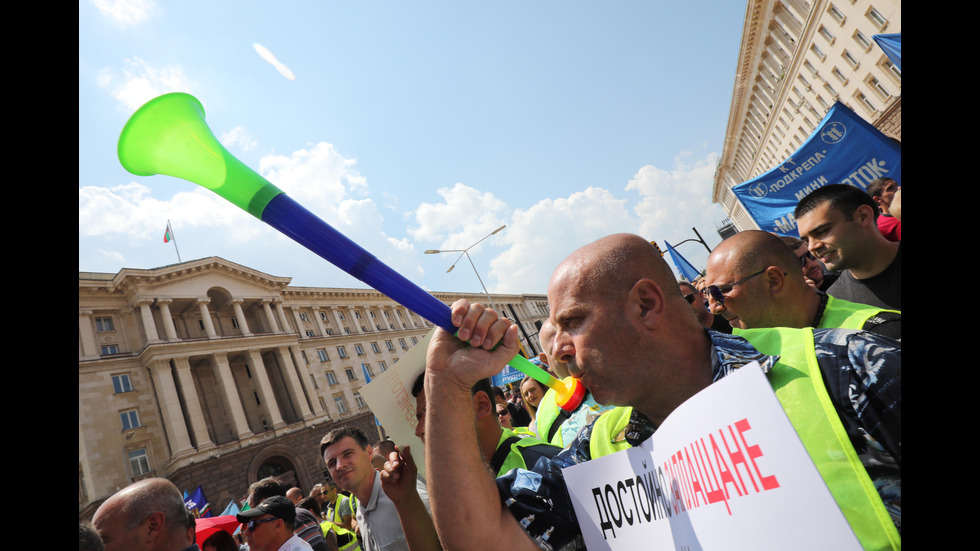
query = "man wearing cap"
xmin=237 ymin=496 xmax=314 ymax=551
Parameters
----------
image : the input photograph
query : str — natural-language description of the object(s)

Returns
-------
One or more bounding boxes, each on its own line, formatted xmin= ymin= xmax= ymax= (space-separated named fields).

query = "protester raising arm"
xmin=424 ymin=300 xmax=542 ymax=551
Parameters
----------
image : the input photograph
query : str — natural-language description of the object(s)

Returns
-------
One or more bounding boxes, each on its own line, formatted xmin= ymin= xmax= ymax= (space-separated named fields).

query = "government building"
xmin=78 ymin=257 xmax=548 ymax=519
xmin=712 ymin=0 xmax=901 ymax=231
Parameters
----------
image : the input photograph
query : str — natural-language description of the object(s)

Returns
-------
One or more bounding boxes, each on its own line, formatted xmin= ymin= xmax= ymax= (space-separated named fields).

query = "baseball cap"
xmin=236 ymin=495 xmax=296 ymax=524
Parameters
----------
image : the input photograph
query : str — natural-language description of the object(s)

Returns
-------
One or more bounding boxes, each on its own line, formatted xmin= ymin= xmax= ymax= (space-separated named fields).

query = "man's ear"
xmin=630 ymin=278 xmax=665 ymax=330
xmin=853 ymin=203 xmax=877 ymax=226
xmin=473 ymin=390 xmax=494 ymax=420
xmin=764 ymin=265 xmax=786 ymax=296
xmin=143 ymin=510 xmax=167 ymax=543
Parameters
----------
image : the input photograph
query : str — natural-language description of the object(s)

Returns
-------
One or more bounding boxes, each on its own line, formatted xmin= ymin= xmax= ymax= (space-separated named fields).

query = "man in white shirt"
xmin=237 ymin=496 xmax=314 ymax=551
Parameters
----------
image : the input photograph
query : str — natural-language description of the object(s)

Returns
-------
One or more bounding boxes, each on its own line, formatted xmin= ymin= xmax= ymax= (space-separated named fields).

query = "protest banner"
xmin=563 ymin=362 xmax=861 ymax=550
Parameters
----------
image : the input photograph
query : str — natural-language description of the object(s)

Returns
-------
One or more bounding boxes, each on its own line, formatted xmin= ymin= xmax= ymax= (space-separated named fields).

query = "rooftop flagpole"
xmin=164 ymin=220 xmax=182 ymax=263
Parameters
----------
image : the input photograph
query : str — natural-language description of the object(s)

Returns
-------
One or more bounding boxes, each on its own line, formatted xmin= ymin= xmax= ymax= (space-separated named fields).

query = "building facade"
xmin=712 ymin=0 xmax=901 ymax=231
xmin=79 ymin=257 xmax=548 ymax=519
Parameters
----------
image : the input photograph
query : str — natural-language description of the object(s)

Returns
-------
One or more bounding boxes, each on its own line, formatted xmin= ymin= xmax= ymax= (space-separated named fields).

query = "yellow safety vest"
xmin=587 ymin=406 xmax=633 ymax=459
xmin=739 ymin=327 xmax=900 ymax=550
xmin=321 ymin=519 xmax=360 ymax=551
xmin=535 ymin=378 xmax=614 ymax=447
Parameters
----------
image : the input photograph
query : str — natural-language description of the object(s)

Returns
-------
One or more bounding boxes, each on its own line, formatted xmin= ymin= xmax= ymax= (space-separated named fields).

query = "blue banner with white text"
xmin=731 ymin=101 xmax=901 ymax=237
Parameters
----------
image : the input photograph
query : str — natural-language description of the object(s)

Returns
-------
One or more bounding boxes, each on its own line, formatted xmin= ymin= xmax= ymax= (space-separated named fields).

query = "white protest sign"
xmin=358 ymin=328 xmax=435 ymax=479
xmin=562 ymin=362 xmax=861 ymax=550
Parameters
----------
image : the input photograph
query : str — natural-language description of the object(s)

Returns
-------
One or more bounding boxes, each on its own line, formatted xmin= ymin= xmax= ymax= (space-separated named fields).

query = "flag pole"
xmin=165 ymin=220 xmax=182 ymax=263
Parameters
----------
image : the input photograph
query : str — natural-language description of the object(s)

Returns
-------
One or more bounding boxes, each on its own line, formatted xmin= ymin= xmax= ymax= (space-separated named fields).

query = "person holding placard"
xmin=422 ymin=233 xmax=900 ymax=551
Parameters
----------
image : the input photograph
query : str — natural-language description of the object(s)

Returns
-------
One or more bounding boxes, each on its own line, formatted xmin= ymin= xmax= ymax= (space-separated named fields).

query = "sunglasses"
xmin=797 ymin=251 xmax=816 ymax=268
xmin=700 ymin=268 xmax=767 ymax=307
xmin=243 ymin=517 xmax=279 ymax=531
xmin=497 ymin=409 xmax=510 ymax=417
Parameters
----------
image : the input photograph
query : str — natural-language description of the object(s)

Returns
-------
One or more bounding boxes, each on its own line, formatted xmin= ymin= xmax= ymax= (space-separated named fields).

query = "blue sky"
xmin=79 ymin=0 xmax=744 ymax=296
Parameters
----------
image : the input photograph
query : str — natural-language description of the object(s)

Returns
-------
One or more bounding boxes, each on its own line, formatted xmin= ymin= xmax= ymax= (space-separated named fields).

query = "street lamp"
xmin=425 ymin=225 xmax=506 ymax=312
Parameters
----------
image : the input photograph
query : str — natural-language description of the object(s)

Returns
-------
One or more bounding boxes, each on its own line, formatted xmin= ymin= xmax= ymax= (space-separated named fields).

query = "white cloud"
xmin=89 ymin=0 xmax=154 ymax=26
xmin=221 ymin=126 xmax=258 ymax=153
xmin=97 ymin=57 xmax=193 ymax=111
xmin=408 ymin=183 xmax=509 ymax=250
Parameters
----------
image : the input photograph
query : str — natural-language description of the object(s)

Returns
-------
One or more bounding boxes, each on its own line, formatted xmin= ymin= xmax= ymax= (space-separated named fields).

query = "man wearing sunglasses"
xmin=237 ymin=496 xmax=313 ymax=551
xmin=704 ymin=230 xmax=900 ymax=339
xmin=421 ymin=233 xmax=900 ymax=551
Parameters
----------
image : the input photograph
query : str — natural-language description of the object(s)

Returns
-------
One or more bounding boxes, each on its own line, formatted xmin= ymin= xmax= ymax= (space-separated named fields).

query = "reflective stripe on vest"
xmin=819 ymin=295 xmax=900 ymax=329
xmin=321 ymin=520 xmax=360 ymax=551
xmin=739 ymin=327 xmax=900 ymax=550
xmin=588 ymin=406 xmax=633 ymax=459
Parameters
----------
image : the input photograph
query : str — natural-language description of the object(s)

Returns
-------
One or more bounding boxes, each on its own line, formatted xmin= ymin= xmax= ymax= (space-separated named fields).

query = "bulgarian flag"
xmin=164 ymin=222 xmax=174 ymax=243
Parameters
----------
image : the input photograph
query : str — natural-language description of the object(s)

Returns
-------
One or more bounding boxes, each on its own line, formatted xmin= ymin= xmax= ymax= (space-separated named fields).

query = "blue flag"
xmin=220 ymin=499 xmax=241 ymax=517
xmin=184 ymin=486 xmax=212 ymax=518
xmin=731 ymin=101 xmax=901 ymax=237
xmin=491 ymin=364 xmax=528 ymax=387
xmin=873 ymin=33 xmax=901 ymax=70
xmin=664 ymin=240 xmax=702 ymax=281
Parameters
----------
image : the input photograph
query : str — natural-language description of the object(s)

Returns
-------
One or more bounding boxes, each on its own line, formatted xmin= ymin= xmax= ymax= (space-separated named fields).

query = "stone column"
xmin=197 ymin=298 xmax=218 ymax=339
xmin=312 ymin=308 xmax=329 ymax=337
xmin=172 ymin=357 xmax=214 ymax=450
xmin=262 ymin=299 xmax=282 ymax=333
xmin=348 ymin=308 xmax=363 ymax=333
xmin=147 ymin=360 xmax=195 ymax=458
xmin=78 ymin=310 xmax=99 ymax=360
xmin=332 ymin=309 xmax=347 ymax=334
xmin=292 ymin=309 xmax=308 ymax=339
xmin=212 ymin=352 xmax=254 ymax=440
xmin=231 ymin=299 xmax=253 ymax=336
xmin=245 ymin=349 xmax=285 ymax=429
xmin=136 ymin=298 xmax=161 ymax=344
xmin=274 ymin=300 xmax=292 ymax=333
xmin=157 ymin=299 xmax=179 ymax=341
xmin=277 ymin=346 xmax=314 ymax=420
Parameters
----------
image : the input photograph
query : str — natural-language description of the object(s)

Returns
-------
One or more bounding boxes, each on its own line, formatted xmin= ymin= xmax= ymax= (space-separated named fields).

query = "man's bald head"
xmin=705 ymin=230 xmax=818 ymax=329
xmin=550 ymin=233 xmax=682 ymax=305
xmin=710 ymin=230 xmax=801 ymax=279
xmin=92 ymin=478 xmax=191 ymax=551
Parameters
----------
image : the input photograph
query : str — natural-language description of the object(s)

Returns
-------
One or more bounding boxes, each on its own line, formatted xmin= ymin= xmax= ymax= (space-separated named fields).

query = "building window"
xmin=305 ymin=330 xmax=315 ymax=337
xmin=370 ymin=342 xmax=380 ymax=354
xmin=828 ymin=4 xmax=845 ymax=25
xmin=317 ymin=349 xmax=329 ymax=362
xmin=363 ymin=363 xmax=374 ymax=378
xmin=866 ymin=7 xmax=887 ymax=29
xmin=841 ymin=50 xmax=858 ymax=68
xmin=344 ymin=328 xmax=351 ymax=334
xmin=354 ymin=392 xmax=367 ymax=409
xmin=326 ymin=329 xmax=334 ymax=335
xmin=411 ymin=337 xmax=418 ymax=345
xmin=337 ymin=346 xmax=348 ymax=359
xmin=809 ymin=43 xmax=826 ymax=61
xmin=326 ymin=371 xmax=338 ymax=385
xmin=129 ymin=449 xmax=151 ymax=477
xmin=354 ymin=311 xmax=362 ymax=319
xmin=334 ymin=395 xmax=349 ymax=414
xmin=832 ymin=66 xmax=847 ymax=84
xmin=355 ymin=344 xmax=365 ymax=356
xmin=338 ymin=312 xmax=345 ymax=320
xmin=378 ymin=361 xmax=388 ymax=372
xmin=299 ymin=312 xmax=309 ymax=322
xmin=386 ymin=340 xmax=395 ymax=351
xmin=399 ymin=338 xmax=408 ymax=350
xmin=95 ymin=317 xmax=115 ymax=332
xmin=101 ymin=345 xmax=119 ymax=355
xmin=853 ymin=30 xmax=872 ymax=51
xmin=320 ymin=311 xmax=328 ymax=320
xmin=868 ymin=76 xmax=890 ymax=99
xmin=856 ymin=91 xmax=877 ymax=113
xmin=120 ymin=409 xmax=141 ymax=431
xmin=823 ymin=82 xmax=838 ymax=98
xmin=112 ymin=374 xmax=133 ymax=394
xmin=369 ymin=311 xmax=376 ymax=318
xmin=231 ymin=318 xmax=239 ymax=328
xmin=345 ymin=368 xmax=357 ymax=381
xmin=818 ymin=25 xmax=834 ymax=43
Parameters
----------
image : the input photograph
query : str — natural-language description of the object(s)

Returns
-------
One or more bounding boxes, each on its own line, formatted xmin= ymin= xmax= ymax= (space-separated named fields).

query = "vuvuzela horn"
xmin=117 ymin=92 xmax=585 ymax=412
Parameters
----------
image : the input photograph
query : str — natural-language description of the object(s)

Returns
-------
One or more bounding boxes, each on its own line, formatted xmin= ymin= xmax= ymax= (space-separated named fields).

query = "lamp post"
xmin=425 ymin=225 xmax=506 ymax=312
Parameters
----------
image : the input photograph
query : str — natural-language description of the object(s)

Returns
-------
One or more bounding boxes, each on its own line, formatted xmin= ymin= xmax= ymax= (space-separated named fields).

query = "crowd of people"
xmin=82 ymin=181 xmax=900 ymax=551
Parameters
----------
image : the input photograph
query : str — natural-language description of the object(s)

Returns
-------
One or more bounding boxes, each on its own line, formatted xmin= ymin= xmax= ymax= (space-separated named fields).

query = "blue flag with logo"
xmin=731 ymin=101 xmax=901 ymax=237
xmin=491 ymin=364 xmax=527 ymax=387
xmin=664 ymin=240 xmax=702 ymax=281
xmin=184 ymin=486 xmax=212 ymax=518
